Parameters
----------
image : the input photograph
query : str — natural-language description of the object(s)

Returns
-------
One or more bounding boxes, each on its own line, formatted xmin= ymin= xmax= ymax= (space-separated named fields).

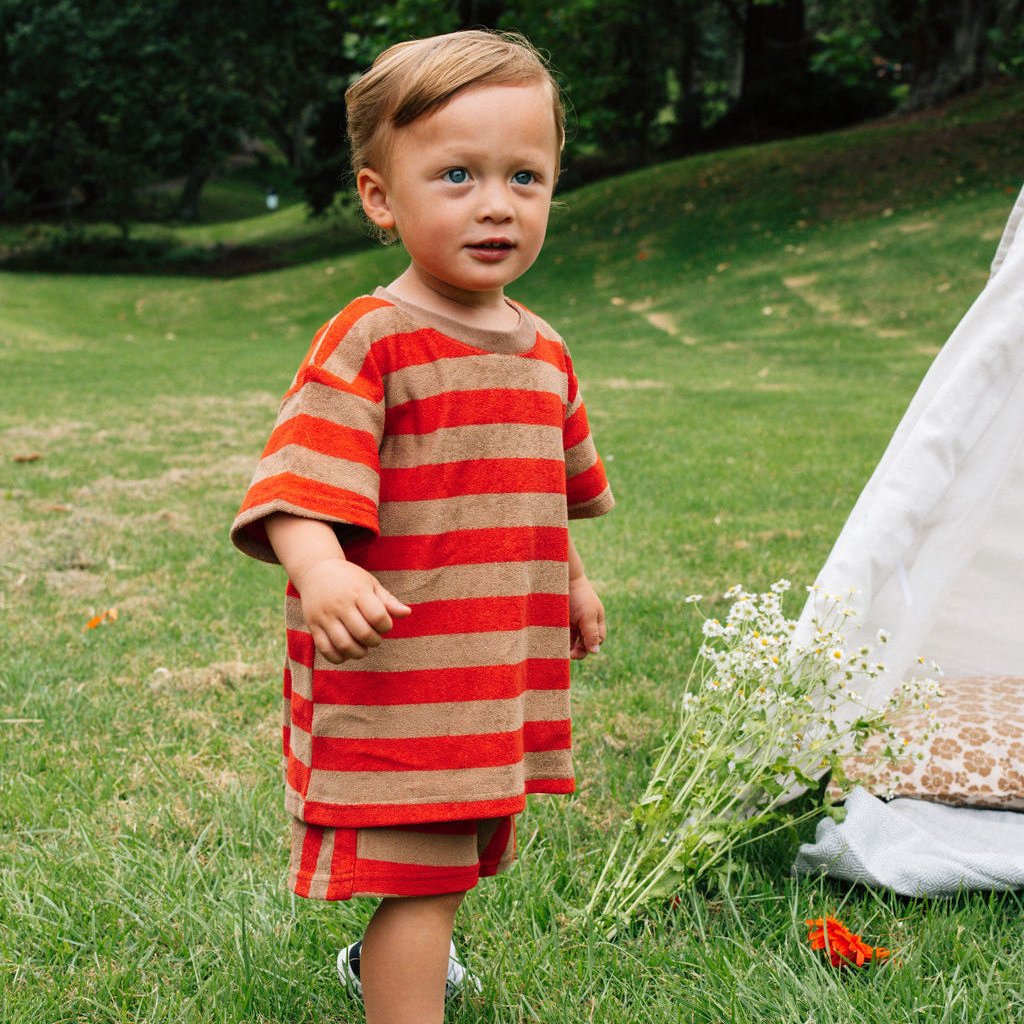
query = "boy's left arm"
xmin=568 ymin=534 xmax=606 ymax=660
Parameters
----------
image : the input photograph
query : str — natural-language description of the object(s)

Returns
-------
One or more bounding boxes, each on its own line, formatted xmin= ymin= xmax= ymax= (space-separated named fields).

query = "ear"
xmin=357 ymin=168 xmax=396 ymax=231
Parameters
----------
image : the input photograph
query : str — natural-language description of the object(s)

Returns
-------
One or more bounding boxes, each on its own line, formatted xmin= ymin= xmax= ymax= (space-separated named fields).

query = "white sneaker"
xmin=337 ymin=940 xmax=364 ymax=998
xmin=445 ymin=939 xmax=482 ymax=997
xmin=336 ymin=939 xmax=481 ymax=1000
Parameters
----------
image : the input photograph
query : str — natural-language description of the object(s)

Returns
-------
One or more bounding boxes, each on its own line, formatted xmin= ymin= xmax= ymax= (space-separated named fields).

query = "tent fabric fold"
xmin=796 ymin=183 xmax=1024 ymax=706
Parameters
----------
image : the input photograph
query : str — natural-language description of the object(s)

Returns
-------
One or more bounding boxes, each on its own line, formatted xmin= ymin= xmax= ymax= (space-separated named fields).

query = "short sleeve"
xmin=562 ymin=350 xmax=614 ymax=520
xmin=230 ymin=299 xmax=387 ymax=563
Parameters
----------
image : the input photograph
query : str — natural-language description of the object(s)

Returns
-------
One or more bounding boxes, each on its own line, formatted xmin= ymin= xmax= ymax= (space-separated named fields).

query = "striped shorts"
xmin=289 ymin=815 xmax=517 ymax=900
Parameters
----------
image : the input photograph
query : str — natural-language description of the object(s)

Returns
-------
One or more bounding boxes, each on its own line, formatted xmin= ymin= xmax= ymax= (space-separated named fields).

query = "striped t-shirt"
xmin=231 ymin=289 xmax=614 ymax=828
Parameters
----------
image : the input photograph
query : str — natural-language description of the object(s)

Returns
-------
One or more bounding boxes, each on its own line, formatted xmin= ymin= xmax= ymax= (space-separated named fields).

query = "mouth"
xmin=466 ymin=239 xmax=515 ymax=251
xmin=466 ymin=239 xmax=516 ymax=263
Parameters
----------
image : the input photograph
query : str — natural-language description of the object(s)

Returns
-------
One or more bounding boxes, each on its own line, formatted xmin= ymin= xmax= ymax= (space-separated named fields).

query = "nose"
xmin=476 ymin=180 xmax=514 ymax=223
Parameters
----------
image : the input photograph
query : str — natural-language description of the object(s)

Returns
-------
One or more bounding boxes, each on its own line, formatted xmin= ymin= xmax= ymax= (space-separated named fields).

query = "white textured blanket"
xmin=793 ymin=787 xmax=1024 ymax=896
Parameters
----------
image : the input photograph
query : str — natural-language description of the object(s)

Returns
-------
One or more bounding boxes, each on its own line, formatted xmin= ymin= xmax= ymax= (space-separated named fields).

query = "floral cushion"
xmin=839 ymin=675 xmax=1024 ymax=809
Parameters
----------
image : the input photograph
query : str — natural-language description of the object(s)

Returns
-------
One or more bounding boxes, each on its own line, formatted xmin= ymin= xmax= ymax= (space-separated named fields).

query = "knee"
xmin=433 ymin=890 xmax=467 ymax=918
xmin=380 ymin=890 xmax=466 ymax=921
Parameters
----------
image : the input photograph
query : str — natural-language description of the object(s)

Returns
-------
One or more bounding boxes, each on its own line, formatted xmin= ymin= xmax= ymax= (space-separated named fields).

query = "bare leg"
xmin=360 ymin=891 xmax=467 ymax=1024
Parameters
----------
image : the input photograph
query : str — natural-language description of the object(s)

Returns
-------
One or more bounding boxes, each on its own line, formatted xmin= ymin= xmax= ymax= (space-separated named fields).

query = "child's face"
xmin=358 ymin=82 xmax=559 ymax=308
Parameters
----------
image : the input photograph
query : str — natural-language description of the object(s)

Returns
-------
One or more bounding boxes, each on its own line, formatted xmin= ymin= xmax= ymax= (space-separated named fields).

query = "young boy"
xmin=231 ymin=29 xmax=613 ymax=1024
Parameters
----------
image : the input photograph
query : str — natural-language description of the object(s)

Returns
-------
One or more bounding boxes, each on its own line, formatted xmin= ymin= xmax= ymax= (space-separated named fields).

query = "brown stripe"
xmin=287 ymin=657 xmax=313 ymax=700
xmin=568 ymin=489 xmax=615 ymax=519
xmin=278 ymin=380 xmax=382 ymax=433
xmin=374 ymin=289 xmax=537 ymax=356
xmin=379 ymin=493 xmax=568 ymax=538
xmin=564 ymin=436 xmax=599 ymax=478
xmin=522 ymin=749 xmax=573 ymax=779
xmin=372 ymin=559 xmax=568 ymax=601
xmin=323 ymin=626 xmax=568 ymax=674
xmin=386 ymin=356 xmax=566 ymax=406
xmin=251 ymin=447 xmax=380 ymax=502
xmin=308 ymin=826 xmax=339 ymax=899
xmin=381 ymin=423 xmax=562 ymax=468
xmin=312 ymin=690 xmax=568 ymax=739
xmin=356 ymin=827 xmax=479 ymax=868
xmin=304 ymin=756 xmax=570 ymax=807
xmin=288 ymin=594 xmax=568 ymax=666
xmin=317 ymin=304 xmax=404 ymax=379
xmin=289 ymin=722 xmax=312 ymax=766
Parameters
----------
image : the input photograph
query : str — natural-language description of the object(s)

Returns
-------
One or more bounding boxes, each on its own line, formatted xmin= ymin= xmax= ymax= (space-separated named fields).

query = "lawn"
xmin=2 ymin=83 xmax=1024 ymax=1022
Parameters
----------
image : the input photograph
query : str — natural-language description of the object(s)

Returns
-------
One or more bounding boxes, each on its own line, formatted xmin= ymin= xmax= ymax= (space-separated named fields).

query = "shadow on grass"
xmin=0 ymin=223 xmax=377 ymax=278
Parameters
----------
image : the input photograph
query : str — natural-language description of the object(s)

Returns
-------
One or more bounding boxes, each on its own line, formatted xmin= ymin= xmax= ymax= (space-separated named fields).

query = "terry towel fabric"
xmin=793 ymin=786 xmax=1024 ymax=896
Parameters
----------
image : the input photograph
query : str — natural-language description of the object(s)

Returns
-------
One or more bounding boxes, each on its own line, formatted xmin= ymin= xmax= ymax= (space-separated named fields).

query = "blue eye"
xmin=443 ymin=168 xmax=469 ymax=184
xmin=512 ymin=171 xmax=535 ymax=185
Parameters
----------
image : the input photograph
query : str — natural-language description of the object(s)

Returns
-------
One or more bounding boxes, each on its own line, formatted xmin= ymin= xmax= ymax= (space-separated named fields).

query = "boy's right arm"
xmin=264 ymin=513 xmax=411 ymax=664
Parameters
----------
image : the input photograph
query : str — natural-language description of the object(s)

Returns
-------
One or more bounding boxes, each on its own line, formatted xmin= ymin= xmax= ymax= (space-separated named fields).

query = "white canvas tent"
xmin=796 ymin=183 xmax=1024 ymax=702
xmin=791 ymin=186 xmax=1024 ymax=894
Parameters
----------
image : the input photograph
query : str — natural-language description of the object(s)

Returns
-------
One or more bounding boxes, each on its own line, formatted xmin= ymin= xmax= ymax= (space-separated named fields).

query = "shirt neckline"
xmin=373 ymin=287 xmax=537 ymax=356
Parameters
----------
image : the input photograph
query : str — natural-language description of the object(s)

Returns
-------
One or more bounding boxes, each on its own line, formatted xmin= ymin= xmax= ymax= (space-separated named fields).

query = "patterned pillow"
xmin=838 ymin=675 xmax=1024 ymax=809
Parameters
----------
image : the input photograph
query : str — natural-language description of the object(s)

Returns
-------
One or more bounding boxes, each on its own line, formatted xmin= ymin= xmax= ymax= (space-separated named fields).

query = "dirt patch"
xmin=148 ymin=659 xmax=275 ymax=694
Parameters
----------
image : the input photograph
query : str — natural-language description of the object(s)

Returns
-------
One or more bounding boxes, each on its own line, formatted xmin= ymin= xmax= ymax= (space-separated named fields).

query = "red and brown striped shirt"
xmin=232 ymin=289 xmax=613 ymax=827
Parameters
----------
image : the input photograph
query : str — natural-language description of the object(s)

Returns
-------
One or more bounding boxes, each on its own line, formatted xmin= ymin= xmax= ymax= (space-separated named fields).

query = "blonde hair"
xmin=345 ymin=29 xmax=566 ymax=179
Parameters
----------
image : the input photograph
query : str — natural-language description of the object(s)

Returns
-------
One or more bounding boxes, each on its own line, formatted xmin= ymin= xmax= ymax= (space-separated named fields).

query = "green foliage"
xmin=0 ymin=0 xmax=255 ymax=221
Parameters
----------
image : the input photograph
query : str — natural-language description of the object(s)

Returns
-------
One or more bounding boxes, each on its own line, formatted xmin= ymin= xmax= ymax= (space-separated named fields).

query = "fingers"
xmin=570 ymin=605 xmax=606 ymax=660
xmin=310 ymin=584 xmax=412 ymax=664
xmin=379 ymin=585 xmax=413 ymax=618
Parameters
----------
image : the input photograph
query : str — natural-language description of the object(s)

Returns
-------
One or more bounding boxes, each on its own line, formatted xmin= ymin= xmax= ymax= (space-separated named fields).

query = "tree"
xmin=1 ymin=0 xmax=255 ymax=221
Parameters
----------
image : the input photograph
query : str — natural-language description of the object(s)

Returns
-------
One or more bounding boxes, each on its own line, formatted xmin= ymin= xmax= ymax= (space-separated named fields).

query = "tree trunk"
xmin=739 ymin=0 xmax=807 ymax=108
xmin=903 ymin=0 xmax=998 ymax=110
xmin=176 ymin=166 xmax=211 ymax=221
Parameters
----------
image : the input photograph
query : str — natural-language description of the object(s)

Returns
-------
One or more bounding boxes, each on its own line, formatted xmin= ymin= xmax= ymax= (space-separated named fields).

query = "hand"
xmin=292 ymin=557 xmax=411 ymax=664
xmin=568 ymin=574 xmax=606 ymax=660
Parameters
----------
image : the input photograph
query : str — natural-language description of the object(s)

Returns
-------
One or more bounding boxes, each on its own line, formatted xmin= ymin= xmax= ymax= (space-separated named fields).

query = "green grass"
xmin=3 ymin=83 xmax=1024 ymax=1022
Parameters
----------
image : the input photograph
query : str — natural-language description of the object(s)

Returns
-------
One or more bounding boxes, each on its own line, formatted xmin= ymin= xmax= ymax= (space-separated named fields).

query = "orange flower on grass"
xmin=84 ymin=607 xmax=119 ymax=631
xmin=806 ymin=916 xmax=891 ymax=968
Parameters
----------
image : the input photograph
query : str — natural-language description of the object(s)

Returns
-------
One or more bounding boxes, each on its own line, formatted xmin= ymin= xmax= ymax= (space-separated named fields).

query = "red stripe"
xmin=240 ymin=474 xmax=379 ymax=533
xmin=292 ymin=824 xmax=325 ymax=898
xmin=564 ymin=354 xmax=580 ymax=403
xmin=526 ymin=333 xmax=566 ymax=369
xmin=286 ymin=628 xmax=316 ymax=666
xmin=291 ymin=692 xmax=314 ymax=732
xmin=352 ymin=526 xmax=567 ymax=571
xmin=566 ymin=462 xmax=608 ymax=506
xmin=523 ymin=719 xmax=571 ymax=752
xmin=292 ymin=658 xmax=569 ymax=705
xmin=353 ymin=859 xmax=481 ymax=897
xmin=385 ymin=593 xmax=568 ymax=640
xmin=312 ymin=731 xmax=525 ymax=772
xmin=325 ymin=826 xmax=358 ymax=900
xmin=384 ymin=389 xmax=563 ymax=435
xmin=479 ymin=817 xmax=515 ymax=872
xmin=302 ymin=793 xmax=530 ymax=827
xmin=287 ymin=754 xmax=312 ymax=798
xmin=264 ymin=414 xmax=379 ymax=465
xmin=372 ymin=327 xmax=487 ymax=374
xmin=379 ymin=458 xmax=565 ymax=502
xmin=288 ymin=297 xmax=390 ymax=386
xmin=563 ymin=404 xmax=591 ymax=449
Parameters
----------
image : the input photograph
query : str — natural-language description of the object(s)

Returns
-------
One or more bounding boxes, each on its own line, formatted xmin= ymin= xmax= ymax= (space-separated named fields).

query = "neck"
xmin=386 ymin=265 xmax=519 ymax=331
